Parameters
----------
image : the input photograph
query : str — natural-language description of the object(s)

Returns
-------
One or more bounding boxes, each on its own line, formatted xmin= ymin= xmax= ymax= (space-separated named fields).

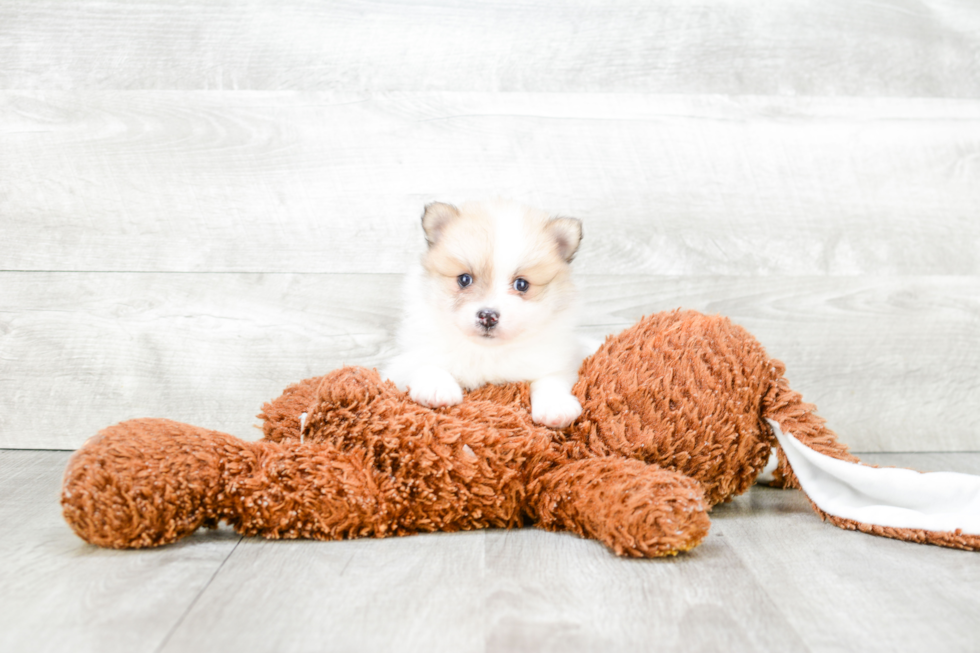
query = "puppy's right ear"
xmin=421 ymin=202 xmax=460 ymax=247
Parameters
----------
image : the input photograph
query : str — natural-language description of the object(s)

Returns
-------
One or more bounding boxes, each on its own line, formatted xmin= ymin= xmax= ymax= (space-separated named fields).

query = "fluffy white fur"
xmin=383 ymin=200 xmax=587 ymax=428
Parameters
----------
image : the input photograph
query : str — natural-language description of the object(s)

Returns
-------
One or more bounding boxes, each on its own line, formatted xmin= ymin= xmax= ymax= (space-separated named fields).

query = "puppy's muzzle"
xmin=477 ymin=309 xmax=499 ymax=330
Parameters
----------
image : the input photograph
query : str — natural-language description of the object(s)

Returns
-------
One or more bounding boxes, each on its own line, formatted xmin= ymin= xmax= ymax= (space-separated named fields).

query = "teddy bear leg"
xmin=527 ymin=457 xmax=711 ymax=557
xmin=62 ymin=419 xmax=234 ymax=549
xmin=62 ymin=418 xmax=390 ymax=548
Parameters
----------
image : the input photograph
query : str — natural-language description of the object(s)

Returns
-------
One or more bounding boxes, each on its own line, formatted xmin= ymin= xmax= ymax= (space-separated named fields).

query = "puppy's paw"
xmin=408 ymin=368 xmax=464 ymax=409
xmin=531 ymin=391 xmax=582 ymax=429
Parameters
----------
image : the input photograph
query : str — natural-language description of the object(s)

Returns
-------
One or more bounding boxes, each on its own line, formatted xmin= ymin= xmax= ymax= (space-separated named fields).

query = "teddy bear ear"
xmin=421 ymin=202 xmax=461 ymax=247
xmin=548 ymin=216 xmax=583 ymax=262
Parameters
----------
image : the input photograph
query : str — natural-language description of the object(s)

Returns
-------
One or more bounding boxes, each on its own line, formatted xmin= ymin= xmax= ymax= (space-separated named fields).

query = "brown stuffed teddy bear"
xmin=61 ymin=310 xmax=980 ymax=555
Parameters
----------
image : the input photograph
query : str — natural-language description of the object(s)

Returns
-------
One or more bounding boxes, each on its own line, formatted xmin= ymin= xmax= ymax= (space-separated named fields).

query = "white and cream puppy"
xmin=383 ymin=199 xmax=586 ymax=428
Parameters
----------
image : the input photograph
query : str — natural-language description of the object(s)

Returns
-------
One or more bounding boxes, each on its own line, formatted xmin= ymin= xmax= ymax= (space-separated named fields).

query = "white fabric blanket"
xmin=766 ymin=419 xmax=980 ymax=535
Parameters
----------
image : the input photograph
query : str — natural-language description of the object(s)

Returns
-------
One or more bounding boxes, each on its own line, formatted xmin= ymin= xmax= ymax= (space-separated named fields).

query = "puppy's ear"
xmin=548 ymin=217 xmax=583 ymax=262
xmin=421 ymin=202 xmax=461 ymax=247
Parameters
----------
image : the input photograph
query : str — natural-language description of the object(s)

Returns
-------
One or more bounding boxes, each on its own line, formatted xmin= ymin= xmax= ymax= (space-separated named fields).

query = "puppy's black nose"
xmin=477 ymin=309 xmax=499 ymax=329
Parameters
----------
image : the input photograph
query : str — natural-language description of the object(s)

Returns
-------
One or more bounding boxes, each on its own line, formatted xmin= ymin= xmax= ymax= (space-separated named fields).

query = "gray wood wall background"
xmin=1 ymin=0 xmax=978 ymax=451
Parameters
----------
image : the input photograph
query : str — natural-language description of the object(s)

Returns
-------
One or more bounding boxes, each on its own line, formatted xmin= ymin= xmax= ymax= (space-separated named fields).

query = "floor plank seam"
xmin=712 ymin=518 xmax=814 ymax=653
xmin=153 ymin=536 xmax=243 ymax=653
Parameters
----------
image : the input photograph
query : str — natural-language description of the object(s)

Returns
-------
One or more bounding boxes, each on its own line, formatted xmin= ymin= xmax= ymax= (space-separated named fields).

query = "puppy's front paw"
xmin=408 ymin=368 xmax=463 ymax=409
xmin=531 ymin=392 xmax=582 ymax=429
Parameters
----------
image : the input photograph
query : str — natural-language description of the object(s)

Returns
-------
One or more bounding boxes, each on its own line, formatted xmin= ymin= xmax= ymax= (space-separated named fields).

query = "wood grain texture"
xmin=1 ymin=0 xmax=979 ymax=96
xmin=0 ymin=450 xmax=241 ymax=653
xmin=482 ymin=528 xmax=805 ymax=653
xmin=3 ymin=92 xmax=978 ymax=275
xmin=0 ymin=272 xmax=401 ymax=447
xmin=1 ymin=272 xmax=976 ymax=451
xmin=164 ymin=529 xmax=806 ymax=653
xmin=160 ymin=533 xmax=488 ymax=653
xmin=713 ymin=452 xmax=980 ymax=653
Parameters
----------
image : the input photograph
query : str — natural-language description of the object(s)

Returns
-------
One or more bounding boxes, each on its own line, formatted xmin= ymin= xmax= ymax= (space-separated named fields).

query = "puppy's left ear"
xmin=548 ymin=217 xmax=583 ymax=262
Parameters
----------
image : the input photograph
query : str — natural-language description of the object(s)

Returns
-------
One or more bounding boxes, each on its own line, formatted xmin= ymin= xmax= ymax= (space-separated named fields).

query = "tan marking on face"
xmin=419 ymin=200 xmax=582 ymax=327
xmin=506 ymin=208 xmax=580 ymax=302
xmin=422 ymin=204 xmax=495 ymax=305
xmin=512 ymin=256 xmax=569 ymax=301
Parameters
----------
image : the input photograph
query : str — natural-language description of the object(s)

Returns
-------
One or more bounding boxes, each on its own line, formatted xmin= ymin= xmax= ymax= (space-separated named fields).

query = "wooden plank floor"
xmin=3 ymin=449 xmax=978 ymax=653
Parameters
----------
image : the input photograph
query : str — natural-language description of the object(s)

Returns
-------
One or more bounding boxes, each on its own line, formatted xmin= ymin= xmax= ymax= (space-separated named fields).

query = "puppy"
xmin=383 ymin=200 xmax=586 ymax=428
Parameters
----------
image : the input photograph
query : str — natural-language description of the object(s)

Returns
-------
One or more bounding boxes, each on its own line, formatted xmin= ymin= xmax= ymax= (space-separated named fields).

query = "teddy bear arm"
xmin=526 ymin=457 xmax=711 ymax=557
xmin=258 ymin=375 xmax=327 ymax=443
xmin=256 ymin=367 xmax=549 ymax=538
xmin=248 ymin=397 xmax=546 ymax=541
xmin=219 ymin=441 xmax=390 ymax=542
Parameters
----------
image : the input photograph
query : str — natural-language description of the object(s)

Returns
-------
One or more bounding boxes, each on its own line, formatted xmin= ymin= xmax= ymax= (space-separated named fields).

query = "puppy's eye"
xmin=513 ymin=278 xmax=529 ymax=293
xmin=457 ymin=273 xmax=473 ymax=288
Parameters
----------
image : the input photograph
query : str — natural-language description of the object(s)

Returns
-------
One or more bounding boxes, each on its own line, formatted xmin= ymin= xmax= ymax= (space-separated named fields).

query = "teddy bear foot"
xmin=529 ymin=457 xmax=710 ymax=557
xmin=61 ymin=419 xmax=253 ymax=549
xmin=62 ymin=419 xmax=235 ymax=549
xmin=62 ymin=417 xmax=390 ymax=548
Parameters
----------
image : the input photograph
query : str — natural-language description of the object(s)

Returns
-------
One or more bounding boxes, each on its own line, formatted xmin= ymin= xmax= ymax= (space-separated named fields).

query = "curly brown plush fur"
xmin=61 ymin=310 xmax=980 ymax=555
